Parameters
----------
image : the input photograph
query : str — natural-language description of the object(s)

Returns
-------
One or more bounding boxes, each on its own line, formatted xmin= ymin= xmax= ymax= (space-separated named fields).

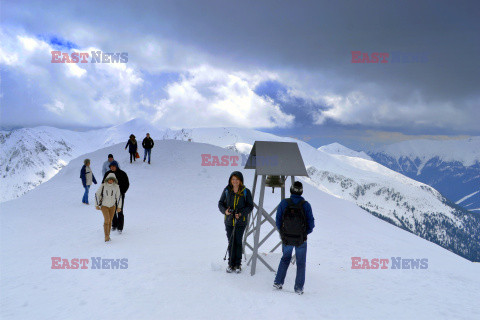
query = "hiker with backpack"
xmin=103 ymin=161 xmax=129 ymax=234
xmin=218 ymin=171 xmax=254 ymax=273
xmin=273 ymin=181 xmax=315 ymax=295
xmin=142 ymin=133 xmax=154 ymax=164
xmin=95 ymin=173 xmax=123 ymax=242
xmin=80 ymin=159 xmax=97 ymax=205
xmin=125 ymin=134 xmax=138 ymax=163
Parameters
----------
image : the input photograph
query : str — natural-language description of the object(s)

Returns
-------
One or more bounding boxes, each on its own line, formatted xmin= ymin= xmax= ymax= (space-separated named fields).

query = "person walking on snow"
xmin=95 ymin=173 xmax=123 ymax=242
xmin=102 ymin=161 xmax=129 ymax=234
xmin=218 ymin=171 xmax=253 ymax=273
xmin=102 ymin=154 xmax=120 ymax=176
xmin=125 ymin=134 xmax=138 ymax=163
xmin=273 ymin=181 xmax=314 ymax=295
xmin=142 ymin=133 xmax=154 ymax=164
xmin=80 ymin=159 xmax=97 ymax=205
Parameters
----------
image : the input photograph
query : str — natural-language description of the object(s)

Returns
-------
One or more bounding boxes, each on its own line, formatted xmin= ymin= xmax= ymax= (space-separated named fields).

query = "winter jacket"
xmin=80 ymin=165 xmax=97 ymax=187
xmin=95 ymin=173 xmax=123 ymax=208
xmin=102 ymin=160 xmax=120 ymax=176
xmin=102 ymin=169 xmax=129 ymax=195
xmin=276 ymin=194 xmax=315 ymax=235
xmin=218 ymin=171 xmax=254 ymax=227
xmin=125 ymin=139 xmax=138 ymax=153
xmin=142 ymin=137 xmax=154 ymax=149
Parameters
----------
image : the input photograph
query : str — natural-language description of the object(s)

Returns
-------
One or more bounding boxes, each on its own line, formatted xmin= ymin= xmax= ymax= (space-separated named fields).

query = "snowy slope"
xmin=318 ymin=142 xmax=372 ymax=160
xmin=1 ymin=140 xmax=479 ymax=320
xmin=368 ymin=138 xmax=480 ymax=212
xmin=0 ymin=119 xmax=184 ymax=203
xmin=2 ymin=120 xmax=479 ymax=261
xmin=179 ymin=128 xmax=480 ymax=261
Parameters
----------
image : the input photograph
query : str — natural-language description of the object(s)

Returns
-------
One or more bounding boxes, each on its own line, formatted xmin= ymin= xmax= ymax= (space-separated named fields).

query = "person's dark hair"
xmin=108 ymin=154 xmax=114 ymax=159
xmin=290 ymin=181 xmax=303 ymax=195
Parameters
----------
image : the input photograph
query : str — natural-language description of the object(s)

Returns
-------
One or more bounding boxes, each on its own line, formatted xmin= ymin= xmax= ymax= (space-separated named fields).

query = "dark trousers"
xmin=129 ymin=152 xmax=136 ymax=163
xmin=112 ymin=194 xmax=125 ymax=230
xmin=226 ymin=225 xmax=246 ymax=267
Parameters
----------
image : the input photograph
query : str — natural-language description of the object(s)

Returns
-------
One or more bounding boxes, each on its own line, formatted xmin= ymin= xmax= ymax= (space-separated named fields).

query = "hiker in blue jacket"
xmin=273 ymin=181 xmax=314 ymax=294
xmin=80 ymin=159 xmax=97 ymax=205
xmin=218 ymin=171 xmax=254 ymax=273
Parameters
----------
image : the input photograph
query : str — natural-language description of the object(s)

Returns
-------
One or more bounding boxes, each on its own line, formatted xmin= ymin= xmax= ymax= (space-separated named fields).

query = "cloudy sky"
xmin=1 ymin=0 xmax=478 ymax=149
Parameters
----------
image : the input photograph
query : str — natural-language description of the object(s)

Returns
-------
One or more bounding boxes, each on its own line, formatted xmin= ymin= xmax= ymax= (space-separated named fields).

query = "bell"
xmin=265 ymin=175 xmax=285 ymax=193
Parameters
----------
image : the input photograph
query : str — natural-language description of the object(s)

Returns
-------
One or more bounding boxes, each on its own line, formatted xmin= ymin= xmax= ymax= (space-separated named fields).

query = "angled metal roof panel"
xmin=244 ymin=141 xmax=308 ymax=176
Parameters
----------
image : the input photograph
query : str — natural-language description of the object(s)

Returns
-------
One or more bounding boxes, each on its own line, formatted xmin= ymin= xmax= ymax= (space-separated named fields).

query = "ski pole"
xmin=224 ymin=225 xmax=235 ymax=260
xmin=223 ymin=214 xmax=237 ymax=262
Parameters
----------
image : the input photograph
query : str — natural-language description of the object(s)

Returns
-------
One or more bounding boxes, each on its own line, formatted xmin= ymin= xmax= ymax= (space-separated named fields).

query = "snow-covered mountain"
xmin=0 ymin=119 xmax=189 ymax=203
xmin=1 ymin=119 xmax=479 ymax=261
xmin=1 ymin=140 xmax=479 ymax=319
xmin=367 ymin=137 xmax=480 ymax=213
xmin=319 ymin=142 xmax=372 ymax=160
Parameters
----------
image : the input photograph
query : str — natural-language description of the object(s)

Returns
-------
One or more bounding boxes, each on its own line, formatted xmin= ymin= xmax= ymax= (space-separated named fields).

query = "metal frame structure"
xmin=242 ymin=141 xmax=308 ymax=275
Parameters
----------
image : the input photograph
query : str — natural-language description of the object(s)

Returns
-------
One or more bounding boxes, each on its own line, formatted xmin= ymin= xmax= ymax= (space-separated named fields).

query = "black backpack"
xmin=281 ymin=199 xmax=307 ymax=246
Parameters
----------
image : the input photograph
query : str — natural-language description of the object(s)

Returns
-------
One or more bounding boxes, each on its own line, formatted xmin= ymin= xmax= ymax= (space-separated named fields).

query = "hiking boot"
xmin=295 ymin=288 xmax=304 ymax=295
xmin=235 ymin=266 xmax=242 ymax=273
xmin=226 ymin=266 xmax=234 ymax=273
xmin=143 ymin=159 xmax=146 ymax=162
xmin=112 ymin=227 xmax=117 ymax=231
xmin=273 ymin=283 xmax=283 ymax=290
xmin=118 ymin=230 xmax=122 ymax=234
xmin=105 ymin=237 xmax=111 ymax=242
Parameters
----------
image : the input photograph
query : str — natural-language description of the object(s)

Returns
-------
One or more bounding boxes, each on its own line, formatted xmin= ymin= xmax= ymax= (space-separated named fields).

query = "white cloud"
xmin=150 ymin=65 xmax=294 ymax=128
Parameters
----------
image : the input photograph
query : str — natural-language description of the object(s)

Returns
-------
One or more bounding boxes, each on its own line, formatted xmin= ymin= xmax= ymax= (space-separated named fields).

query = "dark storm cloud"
xmin=2 ymin=0 xmax=479 ymax=133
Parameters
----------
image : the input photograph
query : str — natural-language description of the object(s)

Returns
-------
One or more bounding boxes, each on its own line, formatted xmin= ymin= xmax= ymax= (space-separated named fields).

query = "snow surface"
xmin=318 ymin=142 xmax=372 ymax=161
xmin=1 ymin=140 xmax=479 ymax=320
xmin=1 ymin=119 xmax=467 ymax=248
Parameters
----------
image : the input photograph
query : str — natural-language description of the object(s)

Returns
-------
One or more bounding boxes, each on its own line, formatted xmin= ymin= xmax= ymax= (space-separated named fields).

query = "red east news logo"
xmin=351 ymin=51 xmax=389 ymax=63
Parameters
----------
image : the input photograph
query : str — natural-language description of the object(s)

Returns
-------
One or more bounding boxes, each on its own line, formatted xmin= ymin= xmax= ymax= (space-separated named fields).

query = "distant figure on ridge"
xmin=95 ymin=173 xmax=122 ymax=242
xmin=80 ymin=159 xmax=97 ymax=205
xmin=218 ymin=171 xmax=253 ymax=273
xmin=102 ymin=161 xmax=130 ymax=234
xmin=102 ymin=154 xmax=120 ymax=176
xmin=125 ymin=134 xmax=138 ymax=163
xmin=142 ymin=133 xmax=154 ymax=164
xmin=273 ymin=181 xmax=315 ymax=295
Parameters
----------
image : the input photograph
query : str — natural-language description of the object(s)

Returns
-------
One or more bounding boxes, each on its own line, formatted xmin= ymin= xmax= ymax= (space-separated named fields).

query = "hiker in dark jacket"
xmin=273 ymin=181 xmax=314 ymax=295
xmin=80 ymin=159 xmax=97 ymax=205
xmin=218 ymin=171 xmax=253 ymax=273
xmin=125 ymin=134 xmax=138 ymax=163
xmin=103 ymin=161 xmax=130 ymax=233
xmin=142 ymin=133 xmax=154 ymax=164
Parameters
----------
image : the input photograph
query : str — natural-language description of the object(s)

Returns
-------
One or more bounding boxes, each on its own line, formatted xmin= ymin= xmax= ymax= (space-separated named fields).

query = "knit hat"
xmin=109 ymin=160 xmax=119 ymax=169
xmin=290 ymin=181 xmax=303 ymax=195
